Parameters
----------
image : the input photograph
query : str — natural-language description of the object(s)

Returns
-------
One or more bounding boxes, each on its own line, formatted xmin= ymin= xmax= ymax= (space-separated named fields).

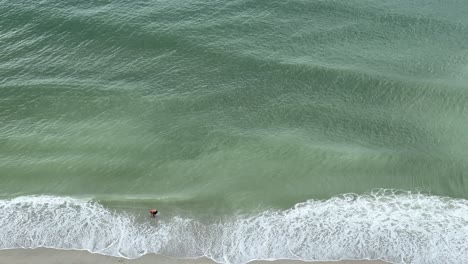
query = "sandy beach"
xmin=0 ymin=248 xmax=391 ymax=264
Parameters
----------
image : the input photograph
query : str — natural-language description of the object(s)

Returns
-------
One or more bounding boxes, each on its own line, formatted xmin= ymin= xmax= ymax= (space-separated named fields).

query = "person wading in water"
xmin=150 ymin=209 xmax=158 ymax=218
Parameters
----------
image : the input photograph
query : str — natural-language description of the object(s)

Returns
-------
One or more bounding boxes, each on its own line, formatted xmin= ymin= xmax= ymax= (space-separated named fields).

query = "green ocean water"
xmin=1 ymin=1 xmax=468 ymax=263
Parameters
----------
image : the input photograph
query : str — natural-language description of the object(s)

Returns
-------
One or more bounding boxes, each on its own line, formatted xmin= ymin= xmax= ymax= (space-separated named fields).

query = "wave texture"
xmin=1 ymin=191 xmax=467 ymax=264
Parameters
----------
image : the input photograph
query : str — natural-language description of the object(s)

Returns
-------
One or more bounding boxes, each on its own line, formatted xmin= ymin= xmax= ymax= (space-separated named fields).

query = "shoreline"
xmin=0 ymin=248 xmax=391 ymax=264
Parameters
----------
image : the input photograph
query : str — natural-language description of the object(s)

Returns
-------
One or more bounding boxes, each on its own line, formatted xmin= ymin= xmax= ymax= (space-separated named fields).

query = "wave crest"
xmin=1 ymin=191 xmax=467 ymax=264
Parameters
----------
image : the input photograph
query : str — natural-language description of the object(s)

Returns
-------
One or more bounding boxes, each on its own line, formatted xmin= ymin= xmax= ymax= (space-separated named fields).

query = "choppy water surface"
xmin=1 ymin=0 xmax=467 ymax=263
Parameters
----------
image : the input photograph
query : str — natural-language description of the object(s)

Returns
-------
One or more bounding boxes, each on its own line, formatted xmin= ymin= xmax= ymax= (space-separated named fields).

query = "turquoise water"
xmin=1 ymin=0 xmax=468 ymax=263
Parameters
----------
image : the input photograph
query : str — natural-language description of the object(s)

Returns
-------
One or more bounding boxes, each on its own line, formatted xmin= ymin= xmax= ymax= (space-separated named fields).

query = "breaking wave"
xmin=1 ymin=190 xmax=468 ymax=264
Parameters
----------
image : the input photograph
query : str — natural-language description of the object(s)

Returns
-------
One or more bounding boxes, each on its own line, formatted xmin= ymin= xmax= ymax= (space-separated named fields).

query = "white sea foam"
xmin=1 ymin=190 xmax=467 ymax=264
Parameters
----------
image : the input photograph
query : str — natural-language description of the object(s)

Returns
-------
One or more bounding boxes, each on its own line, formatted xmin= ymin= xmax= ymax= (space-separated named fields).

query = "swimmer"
xmin=150 ymin=209 xmax=158 ymax=218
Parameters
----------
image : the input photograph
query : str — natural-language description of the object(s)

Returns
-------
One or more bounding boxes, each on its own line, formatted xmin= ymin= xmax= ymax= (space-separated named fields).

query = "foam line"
xmin=1 ymin=190 xmax=467 ymax=264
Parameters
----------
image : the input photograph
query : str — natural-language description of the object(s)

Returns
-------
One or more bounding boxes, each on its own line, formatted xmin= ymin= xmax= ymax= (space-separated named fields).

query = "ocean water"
xmin=1 ymin=0 xmax=467 ymax=263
